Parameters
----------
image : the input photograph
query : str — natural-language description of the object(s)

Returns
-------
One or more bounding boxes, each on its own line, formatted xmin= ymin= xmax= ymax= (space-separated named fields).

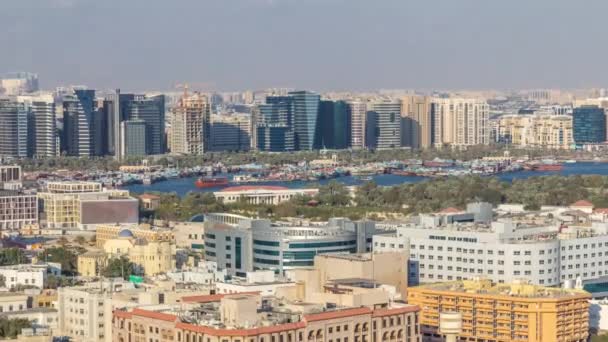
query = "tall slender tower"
xmin=170 ymin=90 xmax=211 ymax=155
xmin=347 ymin=100 xmax=367 ymax=150
xmin=401 ymin=95 xmax=432 ymax=149
xmin=18 ymin=93 xmax=57 ymax=158
xmin=0 ymin=98 xmax=28 ymax=158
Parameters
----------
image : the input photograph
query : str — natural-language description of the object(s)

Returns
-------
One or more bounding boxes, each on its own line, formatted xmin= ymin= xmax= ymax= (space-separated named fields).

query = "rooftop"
xmin=571 ymin=200 xmax=594 ymax=207
xmin=115 ymin=293 xmax=419 ymax=334
xmin=412 ymin=278 xmax=590 ymax=300
xmin=219 ymin=185 xmax=290 ymax=192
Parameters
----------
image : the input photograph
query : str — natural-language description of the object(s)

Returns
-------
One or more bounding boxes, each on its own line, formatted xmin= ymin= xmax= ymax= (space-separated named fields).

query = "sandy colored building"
xmin=102 ymin=229 xmax=176 ymax=276
xmin=401 ymin=95 xmax=432 ymax=149
xmin=170 ymin=92 xmax=211 ymax=155
xmin=214 ymin=185 xmax=319 ymax=205
xmin=496 ymin=114 xmax=573 ymax=149
xmin=407 ymin=278 xmax=590 ymax=342
xmin=38 ymin=182 xmax=138 ymax=230
xmin=113 ymin=292 xmax=421 ymax=342
xmin=139 ymin=193 xmax=161 ymax=210
xmin=77 ymin=250 xmax=108 ymax=277
xmin=431 ymin=98 xmax=489 ymax=147
xmin=95 ymin=224 xmax=173 ymax=248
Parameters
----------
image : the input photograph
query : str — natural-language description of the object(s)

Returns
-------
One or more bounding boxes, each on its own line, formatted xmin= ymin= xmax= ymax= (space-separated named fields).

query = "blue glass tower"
xmin=573 ymin=105 xmax=606 ymax=144
xmin=289 ymin=91 xmax=320 ymax=151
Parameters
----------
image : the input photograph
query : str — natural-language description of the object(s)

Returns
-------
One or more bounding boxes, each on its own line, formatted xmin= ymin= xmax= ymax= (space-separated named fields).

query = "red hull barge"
xmin=533 ymin=164 xmax=563 ymax=171
xmin=195 ymin=177 xmax=229 ymax=188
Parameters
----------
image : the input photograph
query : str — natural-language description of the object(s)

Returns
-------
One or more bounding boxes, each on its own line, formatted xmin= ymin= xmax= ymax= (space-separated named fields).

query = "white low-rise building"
xmin=215 ymin=270 xmax=296 ymax=296
xmin=0 ymin=292 xmax=28 ymax=313
xmin=214 ymin=185 xmax=318 ymax=205
xmin=0 ymin=264 xmax=50 ymax=290
xmin=375 ymin=214 xmax=608 ymax=287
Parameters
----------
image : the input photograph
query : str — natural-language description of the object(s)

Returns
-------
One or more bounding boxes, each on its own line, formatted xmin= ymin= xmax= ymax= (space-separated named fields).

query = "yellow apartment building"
xmin=407 ymin=278 xmax=590 ymax=342
xmin=497 ymin=114 xmax=573 ymax=149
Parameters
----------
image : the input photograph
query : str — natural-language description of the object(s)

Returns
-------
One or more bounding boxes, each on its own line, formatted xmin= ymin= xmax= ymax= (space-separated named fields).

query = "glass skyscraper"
xmin=126 ymin=94 xmax=165 ymax=155
xmin=573 ymin=105 xmax=606 ymax=144
xmin=62 ymin=89 xmax=95 ymax=157
xmin=366 ymin=99 xmax=401 ymax=150
xmin=289 ymin=91 xmax=320 ymax=151
xmin=253 ymin=96 xmax=295 ymax=152
xmin=0 ymin=98 xmax=28 ymax=158
xmin=318 ymin=100 xmax=351 ymax=149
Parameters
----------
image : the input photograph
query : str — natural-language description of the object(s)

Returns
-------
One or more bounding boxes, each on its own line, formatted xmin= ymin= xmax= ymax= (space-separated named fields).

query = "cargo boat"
xmin=195 ymin=177 xmax=229 ymax=188
xmin=533 ymin=164 xmax=563 ymax=171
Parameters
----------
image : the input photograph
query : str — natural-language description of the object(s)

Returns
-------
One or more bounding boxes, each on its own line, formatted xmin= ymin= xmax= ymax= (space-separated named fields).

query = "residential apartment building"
xmin=17 ymin=93 xmax=57 ymax=158
xmin=170 ymin=92 xmax=211 ymax=155
xmin=113 ymin=292 xmax=421 ymax=342
xmin=347 ymin=100 xmax=367 ymax=149
xmin=0 ymin=264 xmax=48 ymax=289
xmin=0 ymin=97 xmax=28 ymax=158
xmin=401 ymin=95 xmax=432 ymax=149
xmin=0 ymin=72 xmax=39 ymax=95
xmin=431 ymin=98 xmax=489 ymax=147
xmin=0 ymin=190 xmax=38 ymax=231
xmin=496 ymin=114 xmax=573 ymax=149
xmin=57 ymin=285 xmax=113 ymax=342
xmin=203 ymin=213 xmax=375 ymax=276
xmin=408 ymin=278 xmax=590 ymax=342
xmin=38 ymin=181 xmax=138 ymax=230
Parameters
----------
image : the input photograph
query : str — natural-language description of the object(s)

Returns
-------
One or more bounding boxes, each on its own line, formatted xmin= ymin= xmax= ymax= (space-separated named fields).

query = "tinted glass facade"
xmin=573 ymin=105 xmax=606 ymax=144
xmin=289 ymin=91 xmax=320 ymax=151
xmin=317 ymin=100 xmax=351 ymax=149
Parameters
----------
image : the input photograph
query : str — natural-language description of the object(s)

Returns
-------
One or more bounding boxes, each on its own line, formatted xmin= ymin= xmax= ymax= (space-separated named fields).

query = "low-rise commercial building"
xmin=0 ymin=264 xmax=51 ymax=289
xmin=408 ymin=278 xmax=590 ymax=342
xmin=214 ymin=185 xmax=319 ymax=205
xmin=113 ymin=292 xmax=421 ymax=342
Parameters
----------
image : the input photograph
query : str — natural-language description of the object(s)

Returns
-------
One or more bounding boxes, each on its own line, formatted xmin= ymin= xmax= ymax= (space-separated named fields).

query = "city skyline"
xmin=3 ymin=0 xmax=608 ymax=91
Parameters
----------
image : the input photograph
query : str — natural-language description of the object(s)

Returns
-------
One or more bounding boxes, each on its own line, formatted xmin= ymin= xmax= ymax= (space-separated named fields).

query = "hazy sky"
xmin=2 ymin=0 xmax=608 ymax=92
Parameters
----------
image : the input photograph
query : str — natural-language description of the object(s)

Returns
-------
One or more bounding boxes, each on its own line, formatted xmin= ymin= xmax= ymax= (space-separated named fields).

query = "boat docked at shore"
xmin=195 ymin=177 xmax=229 ymax=188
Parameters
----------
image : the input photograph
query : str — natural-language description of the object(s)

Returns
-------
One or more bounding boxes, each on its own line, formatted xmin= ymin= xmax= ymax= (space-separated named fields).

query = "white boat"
xmin=564 ymin=160 xmax=577 ymax=164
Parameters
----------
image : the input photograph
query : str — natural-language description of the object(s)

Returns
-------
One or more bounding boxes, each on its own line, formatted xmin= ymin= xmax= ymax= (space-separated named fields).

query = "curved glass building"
xmin=203 ymin=213 xmax=375 ymax=276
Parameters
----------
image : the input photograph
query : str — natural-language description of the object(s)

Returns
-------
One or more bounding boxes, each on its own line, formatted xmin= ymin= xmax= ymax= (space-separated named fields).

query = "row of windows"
xmin=411 ymin=245 xmax=559 ymax=256
xmin=254 ymin=248 xmax=280 ymax=256
xmin=289 ymin=240 xmax=356 ymax=249
xmin=254 ymin=258 xmax=279 ymax=265
xmin=253 ymin=239 xmax=280 ymax=247
xmin=284 ymin=247 xmax=356 ymax=260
